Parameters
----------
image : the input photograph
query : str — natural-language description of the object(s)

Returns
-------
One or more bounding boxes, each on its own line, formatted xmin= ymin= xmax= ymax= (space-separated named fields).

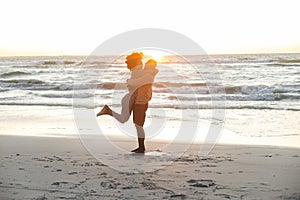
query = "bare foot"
xmin=96 ymin=105 xmax=111 ymax=117
xmin=131 ymin=147 xmax=145 ymax=153
xmin=131 ymin=147 xmax=139 ymax=152
xmin=134 ymin=148 xmax=145 ymax=153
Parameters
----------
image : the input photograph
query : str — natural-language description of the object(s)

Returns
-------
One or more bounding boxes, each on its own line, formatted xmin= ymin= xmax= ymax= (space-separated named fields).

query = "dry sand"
xmin=0 ymin=135 xmax=299 ymax=199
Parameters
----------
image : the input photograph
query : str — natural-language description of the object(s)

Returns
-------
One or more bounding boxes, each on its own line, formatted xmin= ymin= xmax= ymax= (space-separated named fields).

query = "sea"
xmin=0 ymin=53 xmax=299 ymax=148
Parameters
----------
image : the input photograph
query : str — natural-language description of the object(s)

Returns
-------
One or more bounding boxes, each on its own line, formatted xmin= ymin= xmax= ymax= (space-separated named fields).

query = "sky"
xmin=0 ymin=0 xmax=299 ymax=56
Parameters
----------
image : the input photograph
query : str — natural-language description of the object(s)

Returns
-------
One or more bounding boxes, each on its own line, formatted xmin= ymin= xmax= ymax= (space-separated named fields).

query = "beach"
xmin=1 ymin=54 xmax=300 ymax=199
xmin=1 ymin=135 xmax=299 ymax=199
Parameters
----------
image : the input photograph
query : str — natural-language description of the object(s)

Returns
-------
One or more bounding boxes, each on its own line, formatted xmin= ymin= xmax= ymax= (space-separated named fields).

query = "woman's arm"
xmin=127 ymin=69 xmax=158 ymax=91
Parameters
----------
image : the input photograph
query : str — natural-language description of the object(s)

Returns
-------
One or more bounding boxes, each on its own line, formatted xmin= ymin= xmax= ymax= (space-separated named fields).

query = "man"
xmin=127 ymin=56 xmax=158 ymax=153
xmin=97 ymin=52 xmax=158 ymax=153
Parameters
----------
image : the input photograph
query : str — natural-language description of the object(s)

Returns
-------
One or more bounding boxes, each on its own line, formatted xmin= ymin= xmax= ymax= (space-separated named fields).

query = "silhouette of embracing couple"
xmin=97 ymin=52 xmax=159 ymax=153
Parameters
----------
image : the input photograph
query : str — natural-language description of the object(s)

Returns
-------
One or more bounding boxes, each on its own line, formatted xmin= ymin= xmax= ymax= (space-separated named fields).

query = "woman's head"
xmin=125 ymin=52 xmax=144 ymax=70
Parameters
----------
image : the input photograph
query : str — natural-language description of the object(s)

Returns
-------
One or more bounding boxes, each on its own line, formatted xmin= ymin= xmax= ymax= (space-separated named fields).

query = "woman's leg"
xmin=97 ymin=92 xmax=136 ymax=124
xmin=111 ymin=93 xmax=133 ymax=123
xmin=96 ymin=105 xmax=112 ymax=116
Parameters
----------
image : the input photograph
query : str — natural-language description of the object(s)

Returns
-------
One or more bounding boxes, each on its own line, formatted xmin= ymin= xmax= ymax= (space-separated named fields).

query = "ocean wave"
xmin=0 ymin=79 xmax=74 ymax=91
xmin=97 ymin=82 xmax=126 ymax=90
xmin=275 ymin=94 xmax=300 ymax=100
xmin=154 ymin=88 xmax=209 ymax=95
xmin=1 ymin=79 xmax=298 ymax=101
xmin=94 ymin=83 xmax=300 ymax=101
xmin=63 ymin=61 xmax=76 ymax=65
xmin=11 ymin=65 xmax=49 ymax=69
xmin=167 ymin=95 xmax=211 ymax=101
xmin=0 ymin=88 xmax=9 ymax=92
xmin=267 ymin=63 xmax=300 ymax=67
xmin=154 ymin=82 xmax=207 ymax=88
xmin=0 ymin=102 xmax=71 ymax=107
xmin=224 ymin=86 xmax=241 ymax=94
xmin=278 ymin=59 xmax=300 ymax=63
xmin=225 ymin=85 xmax=297 ymax=95
xmin=43 ymin=60 xmax=79 ymax=65
xmin=39 ymin=92 xmax=93 ymax=99
xmin=42 ymin=61 xmax=57 ymax=65
xmin=2 ymin=98 xmax=299 ymax=111
xmin=0 ymin=79 xmax=45 ymax=85
xmin=81 ymin=61 xmax=108 ymax=65
xmin=0 ymin=71 xmax=30 ymax=77
xmin=25 ymin=85 xmax=73 ymax=91
xmin=1 ymin=102 xmax=298 ymax=111
xmin=95 ymin=82 xmax=208 ymax=90
xmin=224 ymin=105 xmax=300 ymax=111
xmin=147 ymin=104 xmax=300 ymax=111
xmin=25 ymin=62 xmax=76 ymax=68
xmin=161 ymin=85 xmax=299 ymax=101
xmin=166 ymin=93 xmax=300 ymax=102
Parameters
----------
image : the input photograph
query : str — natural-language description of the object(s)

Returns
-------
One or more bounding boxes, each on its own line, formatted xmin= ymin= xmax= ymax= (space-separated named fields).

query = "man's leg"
xmin=133 ymin=124 xmax=145 ymax=153
xmin=131 ymin=103 xmax=148 ymax=153
xmin=135 ymin=124 xmax=145 ymax=138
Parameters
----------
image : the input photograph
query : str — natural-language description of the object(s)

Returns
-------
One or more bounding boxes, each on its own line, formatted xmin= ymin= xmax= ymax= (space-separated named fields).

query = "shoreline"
xmin=1 ymin=134 xmax=300 ymax=155
xmin=1 ymin=104 xmax=300 ymax=149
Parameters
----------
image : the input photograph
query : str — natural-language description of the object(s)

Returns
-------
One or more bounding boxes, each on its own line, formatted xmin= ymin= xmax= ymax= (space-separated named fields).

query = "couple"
xmin=97 ymin=52 xmax=159 ymax=153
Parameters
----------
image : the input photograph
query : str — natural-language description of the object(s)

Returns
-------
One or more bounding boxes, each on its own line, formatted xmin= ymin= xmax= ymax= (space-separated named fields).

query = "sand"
xmin=0 ymin=135 xmax=299 ymax=200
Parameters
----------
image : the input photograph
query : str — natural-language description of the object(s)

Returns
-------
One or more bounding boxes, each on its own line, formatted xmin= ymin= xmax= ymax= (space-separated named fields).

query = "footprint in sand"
xmin=100 ymin=180 xmax=120 ymax=189
xmin=262 ymin=154 xmax=273 ymax=157
xmin=51 ymin=181 xmax=68 ymax=186
xmin=170 ymin=194 xmax=187 ymax=199
xmin=68 ymin=172 xmax=78 ymax=175
xmin=187 ymin=179 xmax=215 ymax=188
xmin=34 ymin=195 xmax=48 ymax=200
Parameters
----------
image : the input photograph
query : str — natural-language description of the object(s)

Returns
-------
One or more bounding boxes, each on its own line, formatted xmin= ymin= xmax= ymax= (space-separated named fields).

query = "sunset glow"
xmin=0 ymin=0 xmax=299 ymax=56
xmin=144 ymin=50 xmax=168 ymax=62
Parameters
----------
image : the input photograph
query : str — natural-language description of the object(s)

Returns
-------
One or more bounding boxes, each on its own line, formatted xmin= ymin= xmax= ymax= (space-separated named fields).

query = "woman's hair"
xmin=126 ymin=52 xmax=144 ymax=70
xmin=126 ymin=52 xmax=144 ymax=61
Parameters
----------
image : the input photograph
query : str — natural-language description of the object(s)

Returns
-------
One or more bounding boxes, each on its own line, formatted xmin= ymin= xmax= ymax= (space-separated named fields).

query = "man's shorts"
xmin=132 ymin=103 xmax=148 ymax=126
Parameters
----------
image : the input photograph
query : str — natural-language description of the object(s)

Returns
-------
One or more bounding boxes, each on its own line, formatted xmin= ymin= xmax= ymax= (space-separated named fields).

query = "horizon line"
xmin=1 ymin=52 xmax=300 ymax=58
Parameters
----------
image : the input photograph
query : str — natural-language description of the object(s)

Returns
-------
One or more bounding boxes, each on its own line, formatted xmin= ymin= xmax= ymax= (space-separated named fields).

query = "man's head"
xmin=125 ymin=52 xmax=144 ymax=70
xmin=145 ymin=59 xmax=157 ymax=69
